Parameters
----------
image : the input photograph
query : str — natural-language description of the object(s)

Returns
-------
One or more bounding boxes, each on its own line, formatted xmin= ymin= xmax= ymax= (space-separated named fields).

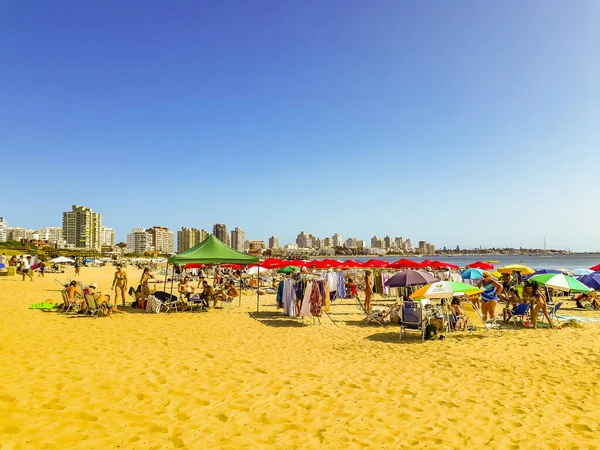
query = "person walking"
xmin=111 ymin=264 xmax=128 ymax=307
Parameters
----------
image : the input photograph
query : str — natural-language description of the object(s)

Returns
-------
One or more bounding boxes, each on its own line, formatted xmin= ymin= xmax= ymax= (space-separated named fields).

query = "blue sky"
xmin=1 ymin=1 xmax=599 ymax=251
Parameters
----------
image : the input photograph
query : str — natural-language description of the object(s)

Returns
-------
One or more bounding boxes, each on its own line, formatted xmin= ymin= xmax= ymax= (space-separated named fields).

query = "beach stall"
xmin=167 ymin=235 xmax=259 ymax=308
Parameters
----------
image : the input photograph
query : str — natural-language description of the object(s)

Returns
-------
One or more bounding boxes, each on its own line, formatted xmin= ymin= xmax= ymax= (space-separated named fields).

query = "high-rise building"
xmin=147 ymin=226 xmax=174 ymax=254
xmin=38 ymin=226 xmax=64 ymax=246
xmin=405 ymin=239 xmax=413 ymax=252
xmin=100 ymin=227 xmax=115 ymax=246
xmin=177 ymin=227 xmax=208 ymax=252
xmin=231 ymin=227 xmax=245 ymax=251
xmin=427 ymin=244 xmax=435 ymax=255
xmin=0 ymin=217 xmax=7 ymax=242
xmin=296 ymin=231 xmax=314 ymax=249
xmin=356 ymin=240 xmax=366 ymax=249
xmin=371 ymin=236 xmax=383 ymax=248
xmin=384 ymin=235 xmax=393 ymax=249
xmin=268 ymin=236 xmax=279 ymax=249
xmin=332 ymin=233 xmax=343 ymax=248
xmin=322 ymin=237 xmax=332 ymax=248
xmin=344 ymin=238 xmax=356 ymax=249
xmin=213 ymin=223 xmax=229 ymax=246
xmin=7 ymin=227 xmax=36 ymax=241
xmin=62 ymin=205 xmax=102 ymax=249
xmin=418 ymin=240 xmax=427 ymax=254
xmin=247 ymin=240 xmax=265 ymax=256
xmin=127 ymin=228 xmax=152 ymax=254
xmin=395 ymin=237 xmax=404 ymax=248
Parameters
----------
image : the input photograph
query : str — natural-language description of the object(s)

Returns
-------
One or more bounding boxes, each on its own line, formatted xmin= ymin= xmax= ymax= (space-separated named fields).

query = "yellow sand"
xmin=1 ymin=265 xmax=599 ymax=449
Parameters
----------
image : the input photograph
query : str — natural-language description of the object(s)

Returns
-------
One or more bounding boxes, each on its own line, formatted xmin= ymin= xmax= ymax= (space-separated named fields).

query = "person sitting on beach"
xmin=477 ymin=271 xmax=502 ymax=321
xmin=178 ymin=277 xmax=192 ymax=302
xmin=65 ymin=280 xmax=85 ymax=311
xmin=199 ymin=281 xmax=215 ymax=308
xmin=215 ymin=280 xmax=239 ymax=307
xmin=86 ymin=282 xmax=116 ymax=315
xmin=502 ymin=287 xmax=524 ymax=322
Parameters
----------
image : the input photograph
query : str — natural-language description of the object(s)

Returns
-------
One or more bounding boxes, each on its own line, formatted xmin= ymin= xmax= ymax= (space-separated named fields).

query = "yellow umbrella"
xmin=497 ymin=264 xmax=535 ymax=275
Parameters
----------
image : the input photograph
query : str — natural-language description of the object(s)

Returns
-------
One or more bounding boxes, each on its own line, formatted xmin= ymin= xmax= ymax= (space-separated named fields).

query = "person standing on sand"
xmin=139 ymin=267 xmax=153 ymax=308
xmin=477 ymin=271 xmax=502 ymax=320
xmin=364 ymin=270 xmax=373 ymax=311
xmin=0 ymin=253 xmax=6 ymax=266
xmin=74 ymin=259 xmax=80 ymax=276
xmin=111 ymin=264 xmax=128 ymax=307
xmin=22 ymin=256 xmax=34 ymax=282
xmin=529 ymin=281 xmax=554 ymax=329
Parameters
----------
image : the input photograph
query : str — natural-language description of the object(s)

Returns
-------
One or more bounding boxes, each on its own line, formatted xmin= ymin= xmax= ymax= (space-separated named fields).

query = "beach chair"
xmin=540 ymin=302 xmax=562 ymax=325
xmin=84 ymin=294 xmax=107 ymax=317
xmin=506 ymin=303 xmax=530 ymax=327
xmin=60 ymin=290 xmax=79 ymax=313
xmin=399 ymin=301 xmax=427 ymax=341
xmin=355 ymin=296 xmax=387 ymax=326
xmin=460 ymin=302 xmax=502 ymax=335
xmin=189 ymin=294 xmax=209 ymax=312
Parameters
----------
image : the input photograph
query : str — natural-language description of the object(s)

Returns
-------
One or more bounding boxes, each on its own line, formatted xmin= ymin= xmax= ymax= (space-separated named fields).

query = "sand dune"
xmin=1 ymin=265 xmax=599 ymax=449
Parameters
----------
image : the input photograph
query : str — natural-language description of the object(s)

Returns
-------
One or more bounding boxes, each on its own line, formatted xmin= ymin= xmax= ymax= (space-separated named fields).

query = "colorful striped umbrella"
xmin=529 ymin=274 xmax=591 ymax=293
xmin=410 ymin=281 xmax=481 ymax=299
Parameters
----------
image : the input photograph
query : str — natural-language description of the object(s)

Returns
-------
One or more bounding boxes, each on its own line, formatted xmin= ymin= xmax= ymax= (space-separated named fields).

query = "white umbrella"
xmin=573 ymin=268 xmax=593 ymax=276
xmin=49 ymin=256 xmax=75 ymax=264
xmin=246 ymin=266 xmax=269 ymax=276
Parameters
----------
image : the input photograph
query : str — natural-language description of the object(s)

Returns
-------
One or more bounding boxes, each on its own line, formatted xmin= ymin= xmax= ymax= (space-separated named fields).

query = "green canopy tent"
xmin=166 ymin=235 xmax=260 ymax=308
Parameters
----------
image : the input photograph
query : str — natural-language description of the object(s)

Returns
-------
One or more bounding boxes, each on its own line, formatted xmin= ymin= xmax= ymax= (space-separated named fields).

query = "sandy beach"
xmin=1 ymin=265 xmax=599 ymax=449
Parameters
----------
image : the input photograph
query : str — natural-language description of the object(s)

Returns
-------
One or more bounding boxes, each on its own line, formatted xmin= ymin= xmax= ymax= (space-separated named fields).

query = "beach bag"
xmin=425 ymin=324 xmax=437 ymax=340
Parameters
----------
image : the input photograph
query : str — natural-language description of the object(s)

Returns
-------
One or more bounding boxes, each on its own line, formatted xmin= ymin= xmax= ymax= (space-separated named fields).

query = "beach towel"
xmin=30 ymin=302 xmax=57 ymax=310
xmin=556 ymin=315 xmax=600 ymax=323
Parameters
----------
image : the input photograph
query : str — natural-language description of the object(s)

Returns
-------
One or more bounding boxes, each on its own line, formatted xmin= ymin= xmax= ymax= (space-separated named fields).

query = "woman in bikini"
xmin=529 ymin=281 xmax=554 ymax=329
xmin=139 ymin=267 xmax=153 ymax=310
xmin=111 ymin=264 xmax=128 ymax=307
xmin=477 ymin=271 xmax=503 ymax=321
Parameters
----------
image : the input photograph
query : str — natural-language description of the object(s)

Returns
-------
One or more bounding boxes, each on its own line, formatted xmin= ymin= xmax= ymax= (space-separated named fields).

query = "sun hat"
xmin=89 ymin=282 xmax=98 ymax=289
xmin=482 ymin=271 xmax=490 ymax=278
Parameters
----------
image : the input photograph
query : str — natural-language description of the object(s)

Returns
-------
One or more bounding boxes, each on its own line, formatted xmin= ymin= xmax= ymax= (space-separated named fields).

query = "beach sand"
xmin=1 ymin=265 xmax=599 ymax=449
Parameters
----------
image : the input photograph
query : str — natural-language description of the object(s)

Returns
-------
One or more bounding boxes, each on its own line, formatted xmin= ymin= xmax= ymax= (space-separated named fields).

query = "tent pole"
xmin=163 ymin=262 xmax=169 ymax=292
xmin=257 ymin=266 xmax=260 ymax=313
xmin=239 ymin=266 xmax=244 ymax=307
xmin=169 ymin=265 xmax=175 ymax=312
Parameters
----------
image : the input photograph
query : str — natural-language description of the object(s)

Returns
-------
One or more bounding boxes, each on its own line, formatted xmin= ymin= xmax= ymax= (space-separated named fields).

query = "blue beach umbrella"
xmin=578 ymin=273 xmax=600 ymax=291
xmin=461 ymin=268 xmax=484 ymax=280
xmin=573 ymin=268 xmax=593 ymax=277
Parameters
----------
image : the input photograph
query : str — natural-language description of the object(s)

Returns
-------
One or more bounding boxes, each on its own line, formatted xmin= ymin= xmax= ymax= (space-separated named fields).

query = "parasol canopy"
xmin=497 ymin=264 xmax=535 ymax=275
xmin=384 ymin=270 xmax=437 ymax=287
xmin=466 ymin=261 xmax=495 ymax=270
xmin=410 ymin=281 xmax=481 ymax=299
xmin=49 ymin=256 xmax=75 ymax=264
xmin=578 ymin=273 xmax=600 ymax=291
xmin=461 ymin=268 xmax=485 ymax=280
xmin=529 ymin=274 xmax=591 ymax=293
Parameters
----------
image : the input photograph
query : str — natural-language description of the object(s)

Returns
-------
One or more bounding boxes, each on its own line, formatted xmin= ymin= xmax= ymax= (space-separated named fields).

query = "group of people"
xmin=177 ymin=275 xmax=239 ymax=309
xmin=62 ymin=280 xmax=121 ymax=316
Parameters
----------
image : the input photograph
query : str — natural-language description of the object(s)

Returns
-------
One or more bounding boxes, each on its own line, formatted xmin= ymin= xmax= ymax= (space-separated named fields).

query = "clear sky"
xmin=1 ymin=1 xmax=599 ymax=251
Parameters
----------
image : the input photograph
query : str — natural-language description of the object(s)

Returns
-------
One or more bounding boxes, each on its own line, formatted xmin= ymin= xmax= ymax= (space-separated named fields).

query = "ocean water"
xmin=343 ymin=255 xmax=600 ymax=271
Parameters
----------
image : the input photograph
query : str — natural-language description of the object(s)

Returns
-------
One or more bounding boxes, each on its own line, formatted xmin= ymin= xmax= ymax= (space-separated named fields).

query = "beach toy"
xmin=523 ymin=321 xmax=531 ymax=327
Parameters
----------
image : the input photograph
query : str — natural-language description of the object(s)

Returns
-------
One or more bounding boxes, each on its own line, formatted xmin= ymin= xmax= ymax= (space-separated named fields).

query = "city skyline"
xmin=1 ymin=2 xmax=598 ymax=251
xmin=0 ymin=211 xmax=586 ymax=254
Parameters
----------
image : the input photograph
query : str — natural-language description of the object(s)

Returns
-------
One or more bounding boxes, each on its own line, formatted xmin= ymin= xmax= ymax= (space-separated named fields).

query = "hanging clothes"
xmin=381 ymin=272 xmax=390 ymax=296
xmin=283 ymin=279 xmax=297 ymax=317
xmin=323 ymin=281 xmax=331 ymax=313
xmin=336 ymin=272 xmax=346 ymax=300
xmin=374 ymin=272 xmax=383 ymax=295
xmin=309 ymin=282 xmax=323 ymax=317
xmin=299 ymin=281 xmax=313 ymax=318
xmin=276 ymin=281 xmax=284 ymax=308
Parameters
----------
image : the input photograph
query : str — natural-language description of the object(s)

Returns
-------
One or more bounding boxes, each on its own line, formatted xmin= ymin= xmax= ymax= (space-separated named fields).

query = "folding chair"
xmin=540 ymin=302 xmax=562 ymax=325
xmin=506 ymin=303 xmax=530 ymax=327
xmin=84 ymin=294 xmax=107 ymax=317
xmin=460 ymin=302 xmax=502 ymax=335
xmin=355 ymin=296 xmax=387 ymax=326
xmin=60 ymin=290 xmax=79 ymax=313
xmin=399 ymin=301 xmax=427 ymax=341
xmin=189 ymin=294 xmax=209 ymax=312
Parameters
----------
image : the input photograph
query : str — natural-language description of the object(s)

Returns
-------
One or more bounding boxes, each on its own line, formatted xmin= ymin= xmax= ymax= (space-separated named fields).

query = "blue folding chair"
xmin=399 ymin=301 xmax=427 ymax=341
xmin=540 ymin=302 xmax=562 ymax=325
xmin=507 ymin=303 xmax=530 ymax=327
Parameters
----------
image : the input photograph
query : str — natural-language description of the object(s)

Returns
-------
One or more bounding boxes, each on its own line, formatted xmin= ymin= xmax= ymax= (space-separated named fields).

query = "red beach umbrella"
xmin=339 ymin=259 xmax=363 ymax=268
xmin=430 ymin=261 xmax=460 ymax=270
xmin=467 ymin=261 xmax=495 ymax=270
xmin=387 ymin=259 xmax=423 ymax=269
xmin=589 ymin=263 xmax=600 ymax=271
xmin=261 ymin=258 xmax=286 ymax=269
xmin=363 ymin=259 xmax=387 ymax=268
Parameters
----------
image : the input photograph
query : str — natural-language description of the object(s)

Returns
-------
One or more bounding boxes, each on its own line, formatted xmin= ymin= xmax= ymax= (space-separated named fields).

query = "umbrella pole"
xmin=256 ymin=268 xmax=260 ymax=313
xmin=169 ymin=265 xmax=175 ymax=313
